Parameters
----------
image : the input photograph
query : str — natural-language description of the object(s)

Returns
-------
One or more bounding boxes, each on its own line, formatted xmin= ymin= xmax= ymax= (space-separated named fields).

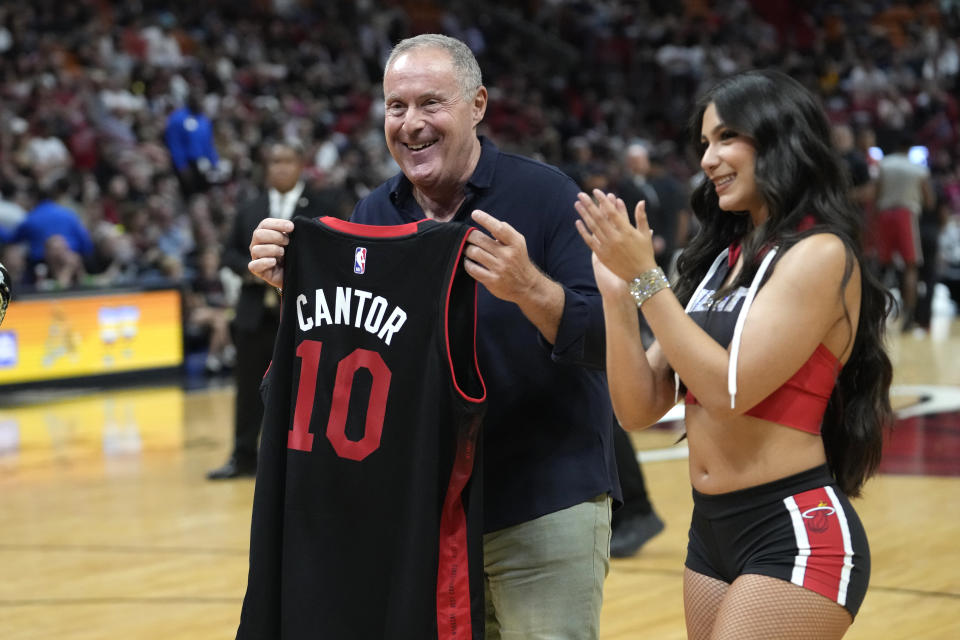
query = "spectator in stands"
xmin=85 ymin=222 xmax=140 ymax=287
xmin=834 ymin=124 xmax=877 ymax=265
xmin=23 ymin=119 xmax=72 ymax=191
xmin=6 ymin=179 xmax=93 ymax=284
xmin=856 ymin=127 xmax=881 ymax=182
xmin=617 ymin=142 xmax=693 ymax=275
xmin=561 ymin=136 xmax=598 ymax=191
xmin=647 ymin=145 xmax=693 ymax=272
xmin=36 ymin=234 xmax=85 ymax=290
xmin=185 ymin=246 xmax=235 ymax=374
xmin=0 ymin=182 xmax=26 ymax=233
xmin=164 ymin=93 xmax=219 ymax=197
xmin=832 ymin=124 xmax=874 ymax=213
xmin=0 ymin=0 xmax=955 ymax=326
xmin=617 ymin=143 xmax=666 ymax=258
xmin=0 ymin=245 xmax=27 ymax=290
xmin=149 ymin=194 xmax=195 ymax=272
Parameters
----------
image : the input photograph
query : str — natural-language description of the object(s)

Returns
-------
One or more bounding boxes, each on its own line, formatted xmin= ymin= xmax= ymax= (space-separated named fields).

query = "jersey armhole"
xmin=444 ymin=227 xmax=486 ymax=404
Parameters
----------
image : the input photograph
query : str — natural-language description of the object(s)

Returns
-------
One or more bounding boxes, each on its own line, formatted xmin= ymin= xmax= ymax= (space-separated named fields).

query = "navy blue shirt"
xmin=351 ymin=137 xmax=620 ymax=531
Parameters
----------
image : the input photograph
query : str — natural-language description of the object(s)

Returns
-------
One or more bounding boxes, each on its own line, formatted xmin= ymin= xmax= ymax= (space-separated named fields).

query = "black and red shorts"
xmin=685 ymin=465 xmax=870 ymax=618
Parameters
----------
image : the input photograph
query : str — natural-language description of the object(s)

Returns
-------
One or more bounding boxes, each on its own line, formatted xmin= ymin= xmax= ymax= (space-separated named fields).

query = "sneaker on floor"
xmin=610 ymin=511 xmax=665 ymax=558
xmin=221 ymin=344 xmax=237 ymax=367
xmin=205 ymin=352 xmax=223 ymax=373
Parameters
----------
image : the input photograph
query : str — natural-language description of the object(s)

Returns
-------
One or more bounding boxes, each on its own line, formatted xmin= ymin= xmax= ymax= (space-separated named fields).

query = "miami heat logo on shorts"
xmin=354 ymin=247 xmax=367 ymax=274
xmin=801 ymin=500 xmax=836 ymax=533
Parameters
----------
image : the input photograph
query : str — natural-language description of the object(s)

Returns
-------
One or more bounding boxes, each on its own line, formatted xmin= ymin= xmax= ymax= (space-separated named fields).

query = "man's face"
xmin=267 ymin=145 xmax=303 ymax=193
xmin=627 ymin=146 xmax=650 ymax=177
xmin=383 ymin=47 xmax=487 ymax=195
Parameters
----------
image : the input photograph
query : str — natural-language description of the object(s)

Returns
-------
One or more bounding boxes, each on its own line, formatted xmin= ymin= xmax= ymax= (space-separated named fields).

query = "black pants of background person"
xmin=913 ymin=221 xmax=941 ymax=331
xmin=611 ymin=421 xmax=664 ymax=558
xmin=207 ymin=312 xmax=278 ymax=478
xmin=175 ymin=161 xmax=210 ymax=199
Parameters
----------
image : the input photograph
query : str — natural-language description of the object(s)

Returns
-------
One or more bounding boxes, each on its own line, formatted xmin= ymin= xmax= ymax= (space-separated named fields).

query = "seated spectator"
xmin=85 ymin=222 xmax=140 ymax=287
xmin=0 ymin=0 xmax=953 ymax=332
xmin=6 ymin=179 xmax=93 ymax=284
xmin=24 ymin=120 xmax=72 ymax=191
xmin=150 ymin=194 xmax=195 ymax=267
xmin=36 ymin=234 xmax=86 ymax=291
xmin=0 ymin=183 xmax=26 ymax=233
xmin=183 ymin=246 xmax=235 ymax=373
xmin=0 ymin=245 xmax=27 ymax=291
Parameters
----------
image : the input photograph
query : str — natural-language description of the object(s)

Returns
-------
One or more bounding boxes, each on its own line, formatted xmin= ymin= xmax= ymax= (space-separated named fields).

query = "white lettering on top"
xmin=298 ymin=286 xmax=407 ymax=345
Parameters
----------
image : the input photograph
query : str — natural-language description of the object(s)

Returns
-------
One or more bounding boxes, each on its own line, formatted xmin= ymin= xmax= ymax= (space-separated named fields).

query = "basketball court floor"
xmin=1 ymin=324 xmax=958 ymax=639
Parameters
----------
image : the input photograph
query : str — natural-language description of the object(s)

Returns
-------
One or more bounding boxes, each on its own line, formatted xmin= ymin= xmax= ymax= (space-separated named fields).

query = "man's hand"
xmin=574 ymin=190 xmax=657 ymax=282
xmin=248 ymin=217 xmax=294 ymax=289
xmin=464 ymin=210 xmax=541 ymax=304
xmin=465 ymin=209 xmax=564 ymax=344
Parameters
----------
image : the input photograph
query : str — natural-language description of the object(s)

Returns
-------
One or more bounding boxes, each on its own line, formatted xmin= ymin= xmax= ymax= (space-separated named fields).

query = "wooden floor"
xmin=1 ymin=322 xmax=959 ymax=639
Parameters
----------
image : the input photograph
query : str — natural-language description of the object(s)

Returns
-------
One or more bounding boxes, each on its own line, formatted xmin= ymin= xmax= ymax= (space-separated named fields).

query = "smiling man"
xmin=247 ymin=34 xmax=620 ymax=639
xmin=382 ymin=42 xmax=485 ymax=221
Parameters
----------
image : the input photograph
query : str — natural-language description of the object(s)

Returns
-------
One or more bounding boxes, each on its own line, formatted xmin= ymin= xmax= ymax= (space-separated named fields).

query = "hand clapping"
xmin=574 ymin=189 xmax=659 ymax=284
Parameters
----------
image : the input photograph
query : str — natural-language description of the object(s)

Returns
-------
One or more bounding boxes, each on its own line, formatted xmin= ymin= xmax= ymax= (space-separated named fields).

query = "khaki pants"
xmin=484 ymin=495 xmax=612 ymax=639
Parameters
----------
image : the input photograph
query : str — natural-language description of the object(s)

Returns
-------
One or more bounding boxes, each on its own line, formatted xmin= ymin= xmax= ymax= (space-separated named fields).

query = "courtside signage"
xmin=0 ymin=289 xmax=183 ymax=384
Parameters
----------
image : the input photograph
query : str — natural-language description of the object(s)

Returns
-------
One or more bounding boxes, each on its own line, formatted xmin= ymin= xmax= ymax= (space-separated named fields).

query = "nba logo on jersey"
xmin=354 ymin=247 xmax=367 ymax=274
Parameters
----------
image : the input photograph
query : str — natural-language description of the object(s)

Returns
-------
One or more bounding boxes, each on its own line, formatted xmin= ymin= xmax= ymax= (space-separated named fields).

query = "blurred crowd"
xmin=0 ymin=0 xmax=958 ymax=362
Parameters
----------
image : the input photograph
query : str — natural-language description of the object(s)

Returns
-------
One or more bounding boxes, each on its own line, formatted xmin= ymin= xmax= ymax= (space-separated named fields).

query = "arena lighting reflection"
xmin=0 ymin=387 xmax=185 ymax=464
xmin=867 ymin=145 xmax=930 ymax=167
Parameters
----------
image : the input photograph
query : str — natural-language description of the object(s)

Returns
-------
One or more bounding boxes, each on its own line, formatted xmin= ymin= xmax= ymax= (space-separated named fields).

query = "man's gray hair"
xmin=385 ymin=34 xmax=483 ymax=100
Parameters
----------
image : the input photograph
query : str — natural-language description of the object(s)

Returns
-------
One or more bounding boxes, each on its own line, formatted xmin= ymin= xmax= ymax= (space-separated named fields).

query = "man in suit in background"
xmin=207 ymin=140 xmax=338 ymax=479
xmin=164 ymin=94 xmax=220 ymax=198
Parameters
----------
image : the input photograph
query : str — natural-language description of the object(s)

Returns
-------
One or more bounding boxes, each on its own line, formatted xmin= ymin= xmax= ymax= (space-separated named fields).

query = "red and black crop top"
xmin=681 ymin=244 xmax=841 ymax=434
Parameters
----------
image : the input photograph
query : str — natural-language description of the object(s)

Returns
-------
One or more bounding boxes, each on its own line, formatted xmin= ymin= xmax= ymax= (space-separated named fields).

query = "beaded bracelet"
xmin=628 ymin=267 xmax=670 ymax=307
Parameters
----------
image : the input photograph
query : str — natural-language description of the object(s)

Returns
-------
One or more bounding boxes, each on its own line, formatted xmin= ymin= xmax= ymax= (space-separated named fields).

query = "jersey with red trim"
xmin=684 ymin=248 xmax=840 ymax=434
xmin=236 ymin=216 xmax=486 ymax=640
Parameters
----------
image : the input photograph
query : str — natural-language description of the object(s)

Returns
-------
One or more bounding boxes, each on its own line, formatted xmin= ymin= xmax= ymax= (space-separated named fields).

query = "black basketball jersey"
xmin=236 ymin=216 xmax=486 ymax=640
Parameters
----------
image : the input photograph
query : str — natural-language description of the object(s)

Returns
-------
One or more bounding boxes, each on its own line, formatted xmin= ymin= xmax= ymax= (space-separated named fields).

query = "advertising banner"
xmin=0 ymin=289 xmax=183 ymax=385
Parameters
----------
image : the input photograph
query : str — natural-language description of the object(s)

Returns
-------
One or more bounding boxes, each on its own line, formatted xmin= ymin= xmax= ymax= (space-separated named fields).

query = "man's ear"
xmin=472 ymin=86 xmax=488 ymax=125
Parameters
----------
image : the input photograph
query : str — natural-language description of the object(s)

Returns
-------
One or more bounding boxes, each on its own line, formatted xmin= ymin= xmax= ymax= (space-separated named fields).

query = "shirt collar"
xmin=270 ymin=180 xmax=305 ymax=201
xmin=269 ymin=181 xmax=306 ymax=218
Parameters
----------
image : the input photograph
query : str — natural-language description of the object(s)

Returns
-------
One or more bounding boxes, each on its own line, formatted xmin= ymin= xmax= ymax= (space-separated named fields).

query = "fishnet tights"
xmin=684 ymin=569 xmax=853 ymax=639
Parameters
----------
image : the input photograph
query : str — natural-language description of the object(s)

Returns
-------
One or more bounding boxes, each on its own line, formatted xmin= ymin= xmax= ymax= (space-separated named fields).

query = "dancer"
xmin=575 ymin=70 xmax=893 ymax=639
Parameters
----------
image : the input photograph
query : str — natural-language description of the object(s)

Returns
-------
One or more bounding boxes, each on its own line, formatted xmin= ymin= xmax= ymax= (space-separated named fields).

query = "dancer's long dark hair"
xmin=674 ymin=70 xmax=893 ymax=497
